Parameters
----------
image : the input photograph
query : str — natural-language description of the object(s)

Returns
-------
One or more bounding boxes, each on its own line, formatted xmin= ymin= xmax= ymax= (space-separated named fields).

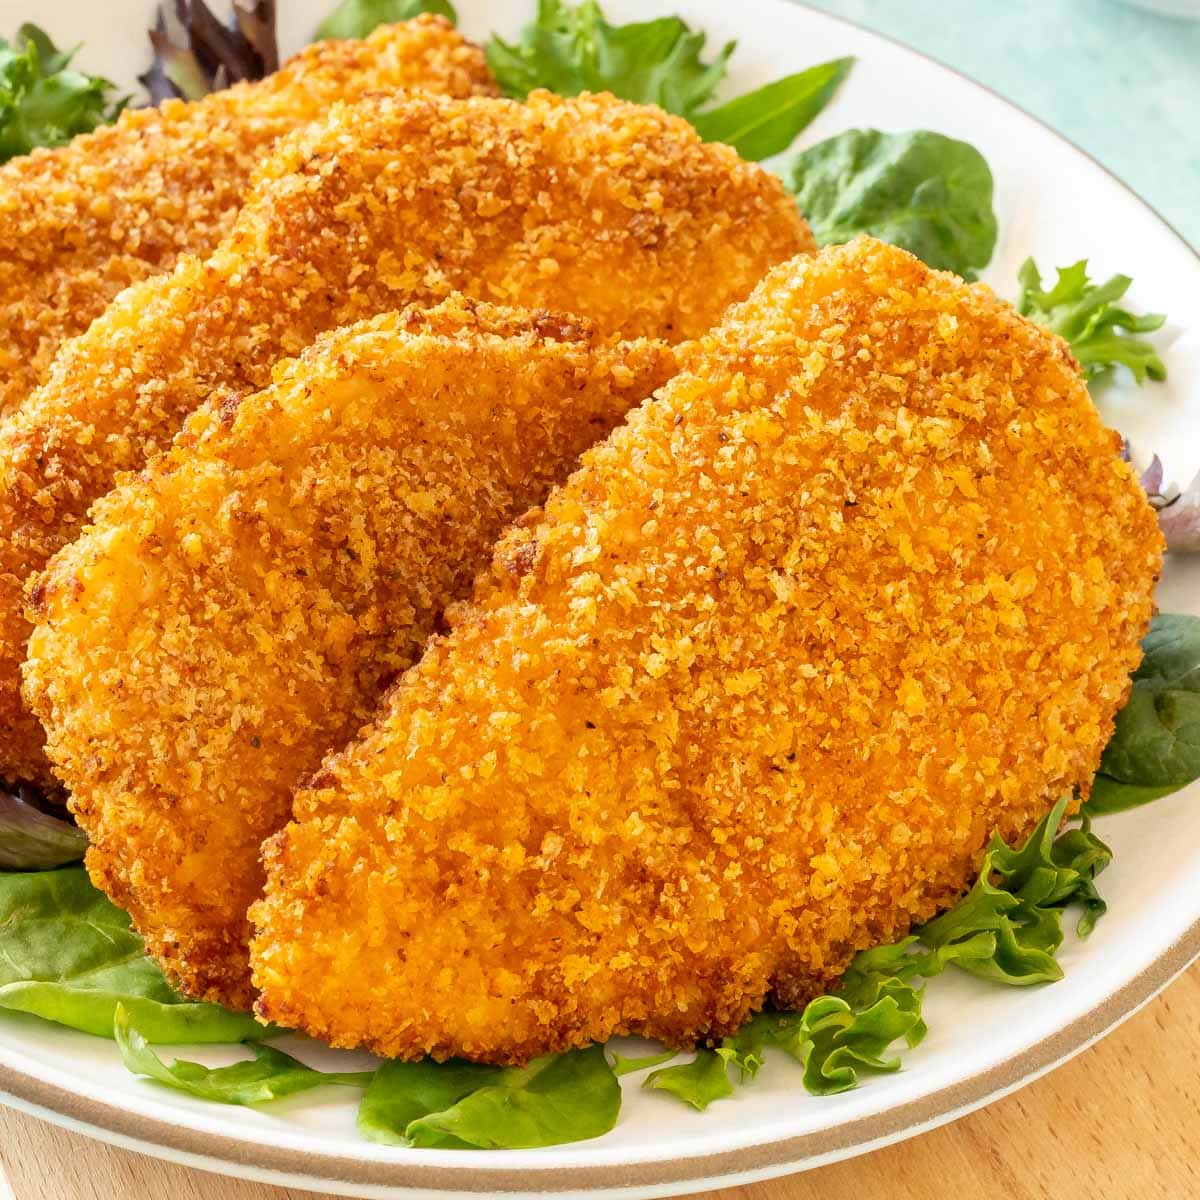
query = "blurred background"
xmin=806 ymin=0 xmax=1200 ymax=247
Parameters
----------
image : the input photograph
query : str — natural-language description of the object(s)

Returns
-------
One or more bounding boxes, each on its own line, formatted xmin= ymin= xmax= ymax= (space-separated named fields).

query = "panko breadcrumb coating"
xmin=0 ymin=16 xmax=494 ymax=416
xmin=24 ymin=297 xmax=678 ymax=1009
xmin=251 ymin=237 xmax=1163 ymax=1064
xmin=0 ymin=88 xmax=809 ymax=785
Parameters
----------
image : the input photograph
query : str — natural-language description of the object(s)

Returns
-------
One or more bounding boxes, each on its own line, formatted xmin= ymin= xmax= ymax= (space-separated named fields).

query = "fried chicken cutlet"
xmin=24 ymin=298 xmax=678 ymax=1009
xmin=0 ymin=15 xmax=494 ymax=416
xmin=250 ymin=238 xmax=1163 ymax=1064
xmin=0 ymin=88 xmax=810 ymax=785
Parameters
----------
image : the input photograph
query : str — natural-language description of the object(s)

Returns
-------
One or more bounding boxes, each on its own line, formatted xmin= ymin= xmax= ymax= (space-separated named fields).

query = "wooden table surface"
xmin=2 ymin=962 xmax=1198 ymax=1200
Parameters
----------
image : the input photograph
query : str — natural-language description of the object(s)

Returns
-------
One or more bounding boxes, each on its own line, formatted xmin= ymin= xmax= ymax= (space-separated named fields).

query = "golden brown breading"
xmin=23 ymin=297 xmax=678 ymax=1009
xmin=0 ymin=16 xmax=494 ymax=416
xmin=250 ymin=238 xmax=1163 ymax=1064
xmin=0 ymin=88 xmax=809 ymax=785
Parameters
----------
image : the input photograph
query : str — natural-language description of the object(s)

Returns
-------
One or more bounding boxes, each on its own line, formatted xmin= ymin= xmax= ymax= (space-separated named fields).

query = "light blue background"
xmin=804 ymin=0 xmax=1200 ymax=247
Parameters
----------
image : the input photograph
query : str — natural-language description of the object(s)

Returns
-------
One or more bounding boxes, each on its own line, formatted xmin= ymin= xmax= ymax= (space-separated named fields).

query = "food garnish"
xmin=486 ymin=0 xmax=852 ymax=160
xmin=1017 ymin=258 xmax=1167 ymax=384
xmin=0 ymin=24 xmax=126 ymax=161
xmin=783 ymin=128 xmax=998 ymax=278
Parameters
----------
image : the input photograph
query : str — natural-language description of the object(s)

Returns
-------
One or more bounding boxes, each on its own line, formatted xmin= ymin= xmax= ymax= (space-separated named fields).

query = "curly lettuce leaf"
xmin=645 ymin=799 xmax=1108 ymax=1111
xmin=315 ymin=0 xmax=456 ymax=41
xmin=0 ymin=784 xmax=86 ymax=870
xmin=486 ymin=0 xmax=849 ymax=161
xmin=0 ymin=867 xmax=264 ymax=1042
xmin=1085 ymin=613 xmax=1200 ymax=814
xmin=918 ymin=796 xmax=1112 ymax=978
xmin=784 ymin=128 xmax=997 ymax=278
xmin=0 ymin=23 xmax=126 ymax=161
xmin=359 ymin=1045 xmax=619 ymax=1149
xmin=1017 ymin=259 xmax=1166 ymax=384
xmin=116 ymin=1006 xmax=370 ymax=1103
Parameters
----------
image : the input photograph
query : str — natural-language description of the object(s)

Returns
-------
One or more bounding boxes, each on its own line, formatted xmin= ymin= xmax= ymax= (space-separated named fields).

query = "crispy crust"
xmin=251 ymin=238 xmax=1163 ymax=1064
xmin=23 ymin=298 xmax=679 ymax=1008
xmin=0 ymin=89 xmax=809 ymax=784
xmin=0 ymin=16 xmax=494 ymax=416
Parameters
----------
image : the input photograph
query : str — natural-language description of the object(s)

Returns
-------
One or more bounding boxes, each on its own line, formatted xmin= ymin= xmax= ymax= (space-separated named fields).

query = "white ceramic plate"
xmin=0 ymin=0 xmax=1197 ymax=1195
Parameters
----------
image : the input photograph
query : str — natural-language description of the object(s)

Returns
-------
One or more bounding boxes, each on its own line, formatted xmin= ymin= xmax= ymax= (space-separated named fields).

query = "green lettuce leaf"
xmin=359 ymin=1045 xmax=619 ymax=1149
xmin=115 ymin=1006 xmax=371 ymax=1103
xmin=1017 ymin=259 xmax=1166 ymax=384
xmin=918 ymin=796 xmax=1112 ymax=979
xmin=609 ymin=1047 xmax=679 ymax=1076
xmin=0 ymin=867 xmax=264 ymax=1042
xmin=486 ymin=0 xmax=849 ymax=161
xmin=315 ymin=0 xmax=457 ymax=41
xmin=486 ymin=0 xmax=732 ymax=111
xmin=0 ymin=24 xmax=126 ymax=161
xmin=646 ymin=1049 xmax=734 ymax=1110
xmin=644 ymin=799 xmax=1109 ymax=1111
xmin=784 ymin=128 xmax=997 ymax=279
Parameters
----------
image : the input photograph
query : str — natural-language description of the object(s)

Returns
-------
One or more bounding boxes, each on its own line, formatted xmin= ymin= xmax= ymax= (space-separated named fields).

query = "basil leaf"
xmin=690 ymin=58 xmax=852 ymax=161
xmin=315 ymin=0 xmax=457 ymax=41
xmin=784 ymin=128 xmax=997 ymax=278
xmin=0 ymin=867 xmax=263 ymax=1042
xmin=0 ymin=24 xmax=126 ymax=161
xmin=0 ymin=786 xmax=86 ymax=870
xmin=1095 ymin=613 xmax=1200 ymax=790
xmin=360 ymin=1045 xmax=619 ymax=1149
xmin=116 ymin=1006 xmax=371 ymax=1103
xmin=1017 ymin=259 xmax=1166 ymax=385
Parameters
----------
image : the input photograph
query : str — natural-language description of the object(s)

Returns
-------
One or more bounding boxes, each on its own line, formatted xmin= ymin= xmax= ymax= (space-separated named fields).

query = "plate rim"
xmin=1 ymin=0 xmax=1198 ymax=1194
xmin=2 ymin=924 xmax=1196 ymax=1196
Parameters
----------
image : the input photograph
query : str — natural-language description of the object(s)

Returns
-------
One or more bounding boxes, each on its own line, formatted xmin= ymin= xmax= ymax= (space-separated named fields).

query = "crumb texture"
xmin=252 ymin=238 xmax=1163 ymax=1064
xmin=0 ymin=88 xmax=808 ymax=784
xmin=24 ymin=298 xmax=678 ymax=1008
xmin=0 ymin=16 xmax=494 ymax=417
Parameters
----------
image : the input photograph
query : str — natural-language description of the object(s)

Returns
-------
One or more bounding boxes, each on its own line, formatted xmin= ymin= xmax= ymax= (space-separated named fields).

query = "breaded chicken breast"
xmin=0 ymin=89 xmax=809 ymax=785
xmin=24 ymin=298 xmax=678 ymax=1009
xmin=0 ymin=15 xmax=494 ymax=416
xmin=251 ymin=238 xmax=1163 ymax=1064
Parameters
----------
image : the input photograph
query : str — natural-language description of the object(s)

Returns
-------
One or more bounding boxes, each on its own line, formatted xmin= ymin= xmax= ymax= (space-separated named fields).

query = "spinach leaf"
xmin=690 ymin=58 xmax=853 ymax=162
xmin=784 ymin=128 xmax=997 ymax=278
xmin=1092 ymin=613 xmax=1200 ymax=798
xmin=315 ymin=0 xmax=457 ymax=41
xmin=486 ymin=0 xmax=849 ymax=161
xmin=0 ymin=867 xmax=264 ymax=1042
xmin=359 ymin=1045 xmax=619 ymax=1149
xmin=116 ymin=1006 xmax=371 ymax=1103
xmin=0 ymin=785 xmax=86 ymax=870
xmin=1017 ymin=259 xmax=1166 ymax=384
xmin=0 ymin=24 xmax=127 ymax=161
xmin=1085 ymin=775 xmax=1179 ymax=816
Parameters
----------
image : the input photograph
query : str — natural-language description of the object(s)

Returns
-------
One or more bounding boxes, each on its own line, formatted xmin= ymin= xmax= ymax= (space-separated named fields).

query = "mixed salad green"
xmin=0 ymin=0 xmax=1196 ymax=1155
